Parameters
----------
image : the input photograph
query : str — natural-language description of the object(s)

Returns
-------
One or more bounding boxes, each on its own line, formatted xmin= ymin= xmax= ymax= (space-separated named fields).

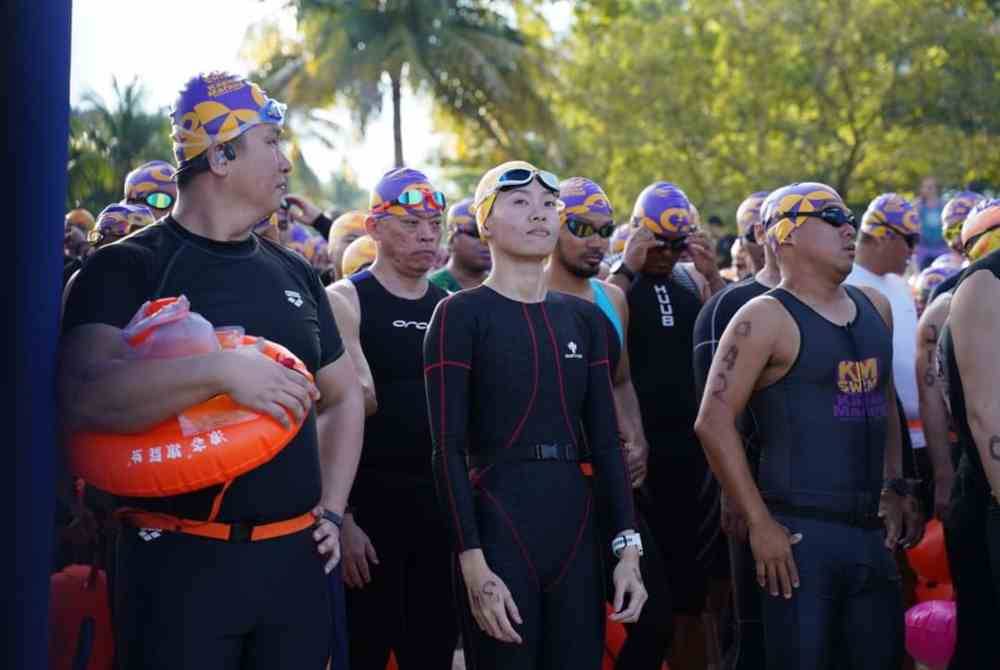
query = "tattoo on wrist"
xmin=990 ymin=436 xmax=1000 ymax=462
xmin=481 ymin=580 xmax=500 ymax=604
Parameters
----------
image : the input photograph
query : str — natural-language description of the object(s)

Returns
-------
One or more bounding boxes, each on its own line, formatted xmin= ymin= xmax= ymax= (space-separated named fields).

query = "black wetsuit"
xmin=692 ymin=277 xmax=770 ymax=670
xmin=345 ymin=270 xmax=457 ymax=669
xmin=938 ymin=250 xmax=1000 ymax=669
xmin=62 ymin=217 xmax=343 ymax=670
xmin=627 ymin=266 xmax=723 ymax=615
xmin=750 ymin=286 xmax=902 ymax=670
xmin=585 ymin=281 xmax=673 ymax=670
xmin=425 ymin=286 xmax=634 ymax=670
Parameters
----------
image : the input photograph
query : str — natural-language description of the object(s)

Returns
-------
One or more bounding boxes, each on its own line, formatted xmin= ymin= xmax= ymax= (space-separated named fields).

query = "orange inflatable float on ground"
xmin=67 ymin=296 xmax=312 ymax=498
xmin=49 ymin=565 xmax=114 ymax=670
xmin=906 ymin=519 xmax=952 ymax=585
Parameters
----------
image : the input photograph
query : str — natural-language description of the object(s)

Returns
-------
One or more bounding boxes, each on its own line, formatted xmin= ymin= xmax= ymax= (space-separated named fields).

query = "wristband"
xmin=322 ymin=509 xmax=344 ymax=528
xmin=881 ymin=478 xmax=911 ymax=498
xmin=612 ymin=531 xmax=643 ymax=558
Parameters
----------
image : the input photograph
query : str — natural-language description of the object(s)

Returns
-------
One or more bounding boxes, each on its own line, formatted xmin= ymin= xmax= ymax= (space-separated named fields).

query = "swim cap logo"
xmin=834 ymin=358 xmax=887 ymax=420
xmin=564 ymin=341 xmax=583 ymax=359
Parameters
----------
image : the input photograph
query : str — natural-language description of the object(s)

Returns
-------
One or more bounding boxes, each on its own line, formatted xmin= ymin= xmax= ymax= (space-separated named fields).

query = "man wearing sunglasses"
xmin=60 ymin=71 xmax=365 ymax=669
xmin=326 ymin=167 xmax=458 ymax=670
xmin=544 ymin=177 xmax=674 ymax=669
xmin=695 ymin=182 xmax=922 ymax=670
xmin=123 ymin=160 xmax=178 ymax=219
xmin=607 ymin=181 xmax=727 ymax=668
xmin=429 ymin=197 xmax=491 ymax=293
xmin=846 ymin=194 xmax=926 ymax=506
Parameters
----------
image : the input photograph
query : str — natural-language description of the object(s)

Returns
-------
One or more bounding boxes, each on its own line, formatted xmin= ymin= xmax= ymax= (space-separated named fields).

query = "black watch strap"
xmin=882 ymin=477 xmax=911 ymax=497
xmin=322 ymin=509 xmax=344 ymax=528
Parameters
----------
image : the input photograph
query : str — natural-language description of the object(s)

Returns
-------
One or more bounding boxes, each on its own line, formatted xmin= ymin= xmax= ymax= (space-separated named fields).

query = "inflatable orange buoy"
xmin=915 ymin=577 xmax=954 ymax=603
xmin=49 ymin=565 xmax=114 ymax=670
xmin=68 ymin=296 xmax=313 ymax=498
xmin=906 ymin=519 xmax=952 ymax=584
xmin=385 ymin=650 xmax=398 ymax=670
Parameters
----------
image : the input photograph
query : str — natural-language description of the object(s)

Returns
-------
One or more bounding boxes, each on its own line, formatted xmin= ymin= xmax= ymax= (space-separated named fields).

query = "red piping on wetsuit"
xmin=424 ymin=360 xmax=472 ymax=374
xmin=502 ymin=304 xmax=540 ymax=451
xmin=545 ymin=491 xmax=593 ymax=591
xmin=476 ymin=484 xmax=541 ymax=590
xmin=539 ymin=303 xmax=580 ymax=450
xmin=436 ymin=297 xmax=466 ymax=551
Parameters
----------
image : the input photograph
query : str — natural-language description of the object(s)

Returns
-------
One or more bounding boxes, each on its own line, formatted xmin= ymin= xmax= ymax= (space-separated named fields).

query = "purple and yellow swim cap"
xmin=631 ymin=182 xmax=694 ymax=239
xmin=941 ymin=191 xmax=985 ymax=247
xmin=285 ymin=223 xmax=325 ymax=261
xmin=558 ymin=177 xmax=613 ymax=226
xmin=914 ymin=265 xmax=958 ymax=308
xmin=65 ymin=208 xmax=96 ymax=233
xmin=342 ymin=235 xmax=377 ymax=277
xmin=610 ymin=224 xmax=631 ymax=254
xmin=91 ymin=203 xmax=155 ymax=242
xmin=961 ymin=198 xmax=1000 ymax=261
xmin=123 ymin=160 xmax=178 ymax=202
xmin=170 ymin=71 xmax=286 ymax=167
xmin=369 ymin=167 xmax=443 ymax=219
xmin=447 ymin=198 xmax=476 ymax=233
xmin=736 ymin=191 xmax=770 ymax=240
xmin=861 ymin=193 xmax=919 ymax=240
xmin=762 ymin=182 xmax=844 ymax=245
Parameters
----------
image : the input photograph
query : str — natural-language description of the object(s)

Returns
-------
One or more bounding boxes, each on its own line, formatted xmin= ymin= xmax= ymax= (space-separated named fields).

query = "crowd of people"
xmin=54 ymin=71 xmax=999 ymax=670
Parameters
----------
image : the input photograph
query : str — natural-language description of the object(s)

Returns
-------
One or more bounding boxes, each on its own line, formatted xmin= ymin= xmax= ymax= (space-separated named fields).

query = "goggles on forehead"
xmin=495 ymin=168 xmax=560 ymax=193
xmin=371 ymin=188 xmax=446 ymax=215
xmin=566 ymin=217 xmax=616 ymax=239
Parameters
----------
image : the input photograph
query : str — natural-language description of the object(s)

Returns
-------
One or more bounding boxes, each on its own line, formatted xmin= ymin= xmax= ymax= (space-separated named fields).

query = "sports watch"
xmin=609 ymin=258 xmax=636 ymax=282
xmin=612 ymin=531 xmax=643 ymax=558
xmin=881 ymin=477 xmax=912 ymax=498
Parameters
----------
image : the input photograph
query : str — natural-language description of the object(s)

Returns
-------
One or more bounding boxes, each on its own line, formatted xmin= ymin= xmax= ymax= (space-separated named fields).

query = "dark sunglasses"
xmin=774 ymin=207 xmax=858 ymax=230
xmin=141 ymin=191 xmax=174 ymax=210
xmin=963 ymin=224 xmax=999 ymax=254
xmin=885 ymin=227 xmax=920 ymax=249
xmin=496 ymin=168 xmax=560 ymax=193
xmin=566 ymin=218 xmax=615 ymax=239
xmin=455 ymin=226 xmax=481 ymax=240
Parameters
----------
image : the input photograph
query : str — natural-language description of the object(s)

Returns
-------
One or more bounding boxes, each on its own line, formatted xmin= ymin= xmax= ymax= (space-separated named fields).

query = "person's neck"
xmin=171 ymin=188 xmax=261 ymax=242
xmin=755 ymin=255 xmax=782 ymax=289
xmin=446 ymin=258 xmax=489 ymax=290
xmin=780 ymin=265 xmax=844 ymax=305
xmin=854 ymin=245 xmax=887 ymax=277
xmin=484 ymin=252 xmax=547 ymax=303
xmin=543 ymin=259 xmax=592 ymax=301
xmin=369 ymin=257 xmax=428 ymax=300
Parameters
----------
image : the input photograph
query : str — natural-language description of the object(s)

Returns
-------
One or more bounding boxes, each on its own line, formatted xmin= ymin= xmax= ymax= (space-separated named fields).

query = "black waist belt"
xmin=469 ymin=443 xmax=580 ymax=469
xmin=766 ymin=501 xmax=883 ymax=530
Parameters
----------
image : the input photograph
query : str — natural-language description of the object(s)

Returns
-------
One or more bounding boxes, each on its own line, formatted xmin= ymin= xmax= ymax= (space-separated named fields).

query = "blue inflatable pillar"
xmin=12 ymin=1 xmax=71 ymax=668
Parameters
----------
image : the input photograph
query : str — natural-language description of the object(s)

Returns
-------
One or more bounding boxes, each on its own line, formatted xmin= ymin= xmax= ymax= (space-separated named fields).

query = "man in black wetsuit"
xmin=327 ymin=167 xmax=458 ymax=669
xmin=926 ymin=191 xmax=984 ymax=304
xmin=58 ymin=71 xmax=365 ymax=670
xmin=607 ymin=181 xmax=726 ymax=669
xmin=544 ymin=176 xmax=673 ymax=669
xmin=937 ymin=204 xmax=1000 ymax=668
xmin=425 ymin=161 xmax=647 ymax=670
xmin=692 ymin=190 xmax=777 ymax=670
xmin=429 ymin=197 xmax=491 ymax=293
xmin=695 ymin=182 xmax=923 ymax=670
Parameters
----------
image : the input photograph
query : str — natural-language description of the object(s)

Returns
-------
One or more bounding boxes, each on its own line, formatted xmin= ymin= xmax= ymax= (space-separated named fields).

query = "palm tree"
xmin=67 ymin=77 xmax=173 ymax=213
xmin=252 ymin=0 xmax=551 ymax=167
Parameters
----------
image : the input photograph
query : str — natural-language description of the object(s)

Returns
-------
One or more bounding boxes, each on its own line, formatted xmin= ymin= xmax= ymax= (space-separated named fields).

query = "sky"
xmin=70 ymin=0 xmax=443 ymax=191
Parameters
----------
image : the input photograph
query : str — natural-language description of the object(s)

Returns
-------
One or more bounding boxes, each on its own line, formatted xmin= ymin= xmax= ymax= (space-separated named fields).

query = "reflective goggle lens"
xmin=496 ymin=168 xmax=560 ymax=193
xmin=567 ymin=218 xmax=615 ymax=239
xmin=144 ymin=192 xmax=174 ymax=210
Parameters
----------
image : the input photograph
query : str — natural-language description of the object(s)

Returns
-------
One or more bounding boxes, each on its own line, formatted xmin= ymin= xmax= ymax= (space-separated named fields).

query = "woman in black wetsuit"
xmin=424 ymin=161 xmax=647 ymax=669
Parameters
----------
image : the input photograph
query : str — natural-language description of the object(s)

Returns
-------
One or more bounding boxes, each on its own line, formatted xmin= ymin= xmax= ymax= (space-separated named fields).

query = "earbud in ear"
xmin=222 ymin=144 xmax=237 ymax=161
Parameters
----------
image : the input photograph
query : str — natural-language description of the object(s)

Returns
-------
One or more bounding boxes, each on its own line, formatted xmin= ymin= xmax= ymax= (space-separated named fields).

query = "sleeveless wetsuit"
xmin=346 ymin=271 xmax=457 ymax=669
xmin=425 ymin=286 xmax=634 ymax=670
xmin=692 ymin=277 xmax=770 ymax=669
xmin=938 ymin=250 xmax=1000 ymax=667
xmin=750 ymin=285 xmax=902 ymax=670
xmin=585 ymin=278 xmax=674 ymax=669
xmin=627 ymin=265 xmax=723 ymax=615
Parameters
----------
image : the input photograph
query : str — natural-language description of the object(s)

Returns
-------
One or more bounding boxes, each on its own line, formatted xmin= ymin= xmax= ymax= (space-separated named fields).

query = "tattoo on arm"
xmin=990 ymin=436 xmax=1000 ymax=462
xmin=711 ymin=373 xmax=729 ymax=401
xmin=481 ymin=580 xmax=500 ymax=604
xmin=735 ymin=321 xmax=751 ymax=337
xmin=723 ymin=345 xmax=739 ymax=371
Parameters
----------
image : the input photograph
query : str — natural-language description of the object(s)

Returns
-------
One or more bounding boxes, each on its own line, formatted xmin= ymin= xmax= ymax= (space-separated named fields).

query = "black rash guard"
xmin=424 ymin=285 xmax=634 ymax=552
xmin=62 ymin=216 xmax=344 ymax=524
